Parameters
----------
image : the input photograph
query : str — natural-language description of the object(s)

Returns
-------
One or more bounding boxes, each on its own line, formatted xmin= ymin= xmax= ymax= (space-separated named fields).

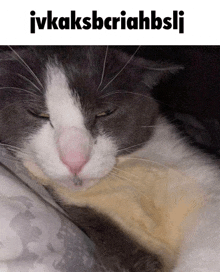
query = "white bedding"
xmin=0 ymin=147 xmax=96 ymax=272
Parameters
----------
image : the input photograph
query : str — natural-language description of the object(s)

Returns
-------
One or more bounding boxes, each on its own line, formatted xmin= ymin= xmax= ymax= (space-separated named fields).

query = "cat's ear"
xmin=114 ymin=49 xmax=183 ymax=89
xmin=141 ymin=61 xmax=184 ymax=89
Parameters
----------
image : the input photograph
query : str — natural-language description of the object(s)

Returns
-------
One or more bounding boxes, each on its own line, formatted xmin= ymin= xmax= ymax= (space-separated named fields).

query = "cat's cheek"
xmin=20 ymin=123 xmax=71 ymax=179
xmin=78 ymin=135 xmax=117 ymax=180
xmin=78 ymin=156 xmax=116 ymax=180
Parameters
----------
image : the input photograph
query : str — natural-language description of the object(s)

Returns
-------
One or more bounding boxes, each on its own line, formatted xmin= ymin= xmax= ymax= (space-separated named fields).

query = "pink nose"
xmin=57 ymin=127 xmax=92 ymax=175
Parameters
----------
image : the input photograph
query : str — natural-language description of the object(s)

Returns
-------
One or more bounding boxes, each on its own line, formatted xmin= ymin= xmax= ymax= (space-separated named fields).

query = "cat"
xmin=0 ymin=46 xmax=220 ymax=271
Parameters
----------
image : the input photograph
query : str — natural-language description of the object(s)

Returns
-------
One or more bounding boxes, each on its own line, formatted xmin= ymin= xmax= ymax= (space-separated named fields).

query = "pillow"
xmin=0 ymin=162 xmax=96 ymax=272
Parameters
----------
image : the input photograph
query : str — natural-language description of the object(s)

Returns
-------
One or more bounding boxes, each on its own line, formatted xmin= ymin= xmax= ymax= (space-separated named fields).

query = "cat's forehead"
xmin=44 ymin=47 xmax=107 ymax=92
xmin=43 ymin=47 xmax=142 ymax=96
xmin=45 ymin=46 xmax=108 ymax=73
xmin=45 ymin=64 xmax=84 ymax=129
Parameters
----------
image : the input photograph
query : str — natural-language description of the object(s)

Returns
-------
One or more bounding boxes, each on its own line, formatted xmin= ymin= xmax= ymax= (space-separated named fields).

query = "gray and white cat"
xmin=1 ymin=46 xmax=220 ymax=272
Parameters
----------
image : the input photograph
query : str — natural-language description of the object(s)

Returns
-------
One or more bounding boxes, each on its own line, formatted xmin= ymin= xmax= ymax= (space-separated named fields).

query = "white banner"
xmin=0 ymin=0 xmax=219 ymax=45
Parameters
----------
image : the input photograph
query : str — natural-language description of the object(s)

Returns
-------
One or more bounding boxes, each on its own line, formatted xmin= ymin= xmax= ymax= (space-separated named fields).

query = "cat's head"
xmin=0 ymin=46 xmax=179 ymax=190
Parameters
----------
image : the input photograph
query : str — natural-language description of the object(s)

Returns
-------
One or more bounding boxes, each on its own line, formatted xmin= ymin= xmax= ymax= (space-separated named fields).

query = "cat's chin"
xmin=59 ymin=177 xmax=100 ymax=191
xmin=45 ymin=176 xmax=101 ymax=191
xmin=23 ymin=159 xmax=100 ymax=191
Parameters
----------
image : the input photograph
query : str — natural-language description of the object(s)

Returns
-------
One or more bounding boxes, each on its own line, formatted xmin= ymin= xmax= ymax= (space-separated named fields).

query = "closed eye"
xmin=38 ymin=113 xmax=50 ymax=119
xmin=96 ymin=108 xmax=116 ymax=118
xmin=28 ymin=109 xmax=50 ymax=119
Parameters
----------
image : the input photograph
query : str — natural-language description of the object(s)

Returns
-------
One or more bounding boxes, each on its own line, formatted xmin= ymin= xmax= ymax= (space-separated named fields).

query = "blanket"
xmin=44 ymin=157 xmax=205 ymax=270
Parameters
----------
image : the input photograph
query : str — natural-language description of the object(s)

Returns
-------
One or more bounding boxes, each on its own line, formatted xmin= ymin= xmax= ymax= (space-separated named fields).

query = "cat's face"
xmin=0 ymin=46 xmax=171 ymax=190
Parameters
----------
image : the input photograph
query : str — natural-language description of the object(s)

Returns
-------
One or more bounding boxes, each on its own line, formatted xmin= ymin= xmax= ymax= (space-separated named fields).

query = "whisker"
xmin=100 ymin=90 xmax=153 ymax=100
xmin=117 ymin=142 xmax=148 ymax=153
xmin=144 ymin=65 xmax=183 ymax=72
xmin=0 ymin=57 xmax=14 ymax=61
xmin=16 ymin=73 xmax=42 ymax=93
xmin=0 ymin=86 xmax=41 ymax=97
xmin=0 ymin=143 xmax=32 ymax=156
xmin=107 ymin=170 xmax=146 ymax=199
xmin=141 ymin=125 xmax=160 ymax=128
xmin=100 ymin=46 xmax=141 ymax=93
xmin=0 ymin=143 xmax=21 ymax=150
xmin=96 ymin=46 xmax=108 ymax=92
xmin=0 ymin=142 xmax=35 ymax=156
xmin=116 ymin=156 xmax=170 ymax=170
xmin=100 ymin=90 xmax=171 ymax=108
xmin=0 ymin=155 xmax=22 ymax=163
xmin=115 ymin=155 xmax=195 ymax=184
xmin=113 ymin=165 xmax=138 ymax=179
xmin=109 ymin=170 xmax=133 ymax=183
xmin=7 ymin=46 xmax=43 ymax=89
